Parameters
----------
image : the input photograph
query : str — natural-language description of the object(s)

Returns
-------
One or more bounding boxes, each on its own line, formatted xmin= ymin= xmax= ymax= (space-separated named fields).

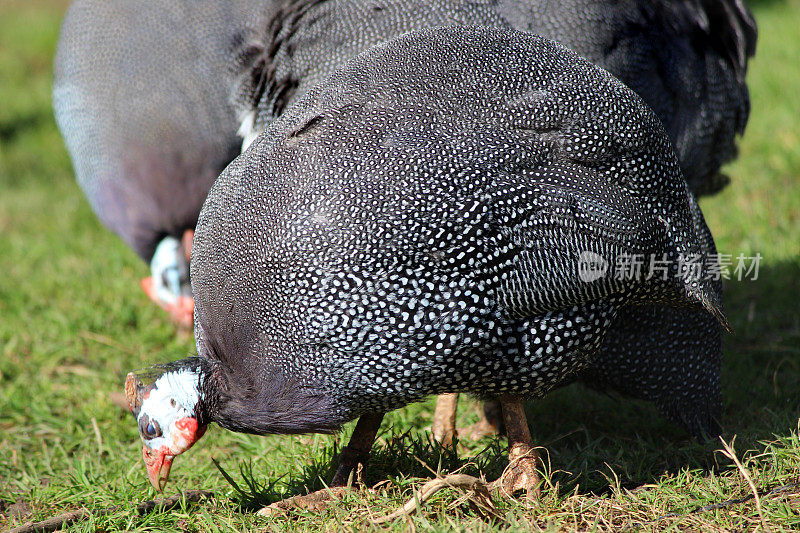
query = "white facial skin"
xmin=136 ymin=369 xmax=205 ymax=491
xmin=149 ymin=236 xmax=190 ymax=305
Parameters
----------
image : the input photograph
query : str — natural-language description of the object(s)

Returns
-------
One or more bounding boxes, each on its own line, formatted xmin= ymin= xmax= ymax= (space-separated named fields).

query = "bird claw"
xmin=489 ymin=452 xmax=541 ymax=501
xmin=256 ymin=486 xmax=350 ymax=517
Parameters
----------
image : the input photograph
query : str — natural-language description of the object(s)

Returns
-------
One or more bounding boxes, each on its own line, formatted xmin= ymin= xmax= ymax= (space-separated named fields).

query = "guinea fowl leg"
xmin=257 ymin=412 xmax=384 ymax=516
xmin=376 ymin=396 xmax=540 ymax=521
xmin=330 ymin=412 xmax=385 ymax=486
xmin=490 ymin=394 xmax=540 ymax=500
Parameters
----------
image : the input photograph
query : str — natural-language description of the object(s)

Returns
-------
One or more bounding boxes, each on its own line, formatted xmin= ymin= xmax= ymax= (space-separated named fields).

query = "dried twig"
xmin=8 ymin=490 xmax=213 ymax=533
xmin=256 ymin=486 xmax=350 ymax=517
xmin=371 ymin=473 xmax=500 ymax=524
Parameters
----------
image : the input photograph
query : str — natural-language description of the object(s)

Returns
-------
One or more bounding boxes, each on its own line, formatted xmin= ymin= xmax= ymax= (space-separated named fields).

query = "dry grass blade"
xmin=718 ymin=436 xmax=769 ymax=532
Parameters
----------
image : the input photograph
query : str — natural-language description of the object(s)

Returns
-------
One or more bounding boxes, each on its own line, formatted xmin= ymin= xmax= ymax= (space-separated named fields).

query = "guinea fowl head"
xmin=125 ymin=363 xmax=207 ymax=491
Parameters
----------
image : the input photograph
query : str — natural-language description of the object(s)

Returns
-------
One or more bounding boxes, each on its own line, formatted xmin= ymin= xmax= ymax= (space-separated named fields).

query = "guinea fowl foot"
xmin=257 ymin=413 xmax=384 ymax=517
xmin=489 ymin=395 xmax=541 ymax=500
xmin=376 ymin=395 xmax=541 ymax=522
xmin=490 ymin=449 xmax=541 ymax=500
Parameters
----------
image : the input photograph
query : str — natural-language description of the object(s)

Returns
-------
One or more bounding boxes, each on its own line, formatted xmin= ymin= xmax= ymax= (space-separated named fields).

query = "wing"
xmin=484 ymin=163 xmax=668 ymax=320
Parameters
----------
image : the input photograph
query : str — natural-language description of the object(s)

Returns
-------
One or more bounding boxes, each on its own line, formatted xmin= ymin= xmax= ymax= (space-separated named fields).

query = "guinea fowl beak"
xmin=139 ymin=418 xmax=205 ymax=491
xmin=143 ymin=444 xmax=173 ymax=491
xmin=140 ymin=278 xmax=195 ymax=328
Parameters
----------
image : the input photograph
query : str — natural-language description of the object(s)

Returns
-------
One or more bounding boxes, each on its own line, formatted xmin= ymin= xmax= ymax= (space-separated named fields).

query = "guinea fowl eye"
xmin=138 ymin=415 xmax=162 ymax=439
xmin=145 ymin=419 xmax=162 ymax=439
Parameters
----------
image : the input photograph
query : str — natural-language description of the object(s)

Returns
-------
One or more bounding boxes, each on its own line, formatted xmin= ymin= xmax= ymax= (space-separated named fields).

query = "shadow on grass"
xmin=719 ymin=259 xmax=800 ymax=437
xmin=217 ymin=261 xmax=799 ymax=512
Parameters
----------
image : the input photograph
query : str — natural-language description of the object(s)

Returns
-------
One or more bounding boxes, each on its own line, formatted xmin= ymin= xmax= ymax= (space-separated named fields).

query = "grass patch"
xmin=1 ymin=0 xmax=799 ymax=530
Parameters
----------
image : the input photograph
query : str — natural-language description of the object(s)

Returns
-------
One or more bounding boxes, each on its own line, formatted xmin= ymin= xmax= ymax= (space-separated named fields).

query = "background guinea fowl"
xmin=233 ymin=0 xmax=756 ymax=196
xmin=52 ymin=0 xmax=262 ymax=325
xmin=231 ymin=0 xmax=753 ymax=439
xmin=127 ymin=26 xmax=729 ymax=502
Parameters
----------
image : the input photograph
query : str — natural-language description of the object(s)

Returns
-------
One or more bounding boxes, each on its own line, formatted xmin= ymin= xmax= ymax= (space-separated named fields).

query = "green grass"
xmin=1 ymin=0 xmax=799 ymax=531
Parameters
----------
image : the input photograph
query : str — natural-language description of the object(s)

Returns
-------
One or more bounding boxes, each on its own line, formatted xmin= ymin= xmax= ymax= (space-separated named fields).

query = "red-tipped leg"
xmin=257 ymin=412 xmax=385 ymax=516
xmin=490 ymin=394 xmax=540 ymax=500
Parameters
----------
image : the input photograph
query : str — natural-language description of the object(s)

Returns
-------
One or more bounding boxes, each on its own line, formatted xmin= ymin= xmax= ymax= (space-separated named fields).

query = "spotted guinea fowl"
xmin=126 ymin=27 xmax=728 ymax=506
xmin=53 ymin=0 xmax=262 ymax=326
xmin=230 ymin=0 xmax=752 ymax=443
xmin=233 ymin=0 xmax=756 ymax=195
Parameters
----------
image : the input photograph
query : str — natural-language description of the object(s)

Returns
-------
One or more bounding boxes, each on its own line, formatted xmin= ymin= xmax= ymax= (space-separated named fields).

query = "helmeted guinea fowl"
xmin=233 ymin=0 xmax=756 ymax=196
xmin=53 ymin=0 xmax=262 ymax=326
xmin=126 ymin=27 xmax=728 ymax=505
xmin=229 ymin=0 xmax=754 ymax=443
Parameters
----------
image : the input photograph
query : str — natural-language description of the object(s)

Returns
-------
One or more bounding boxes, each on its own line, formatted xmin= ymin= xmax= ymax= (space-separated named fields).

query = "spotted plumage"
xmin=53 ymin=0 xmax=265 ymax=262
xmin=581 ymin=192 xmax=724 ymax=438
xmin=52 ymin=0 xmax=267 ymax=323
xmin=127 ymin=26 xmax=730 ymax=493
